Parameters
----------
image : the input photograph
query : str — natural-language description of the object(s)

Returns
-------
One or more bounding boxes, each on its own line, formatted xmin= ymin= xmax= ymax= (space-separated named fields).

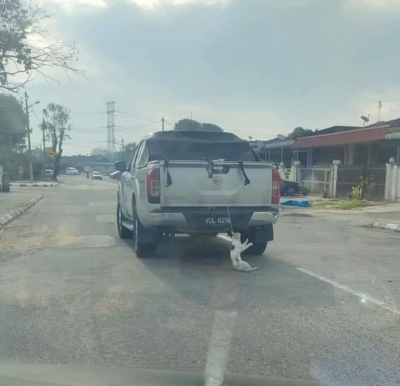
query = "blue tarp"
xmin=281 ymin=200 xmax=311 ymax=208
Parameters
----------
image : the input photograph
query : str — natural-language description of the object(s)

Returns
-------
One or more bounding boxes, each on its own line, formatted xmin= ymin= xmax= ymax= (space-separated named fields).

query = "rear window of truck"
xmin=147 ymin=139 xmax=255 ymax=162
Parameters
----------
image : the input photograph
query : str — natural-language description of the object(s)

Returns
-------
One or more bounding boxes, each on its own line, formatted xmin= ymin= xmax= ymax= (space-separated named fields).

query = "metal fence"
xmin=336 ymin=166 xmax=386 ymax=200
xmin=300 ymin=167 xmax=331 ymax=195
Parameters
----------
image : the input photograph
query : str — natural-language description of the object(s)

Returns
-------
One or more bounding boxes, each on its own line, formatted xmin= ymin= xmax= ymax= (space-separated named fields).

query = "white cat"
xmin=230 ymin=232 xmax=258 ymax=272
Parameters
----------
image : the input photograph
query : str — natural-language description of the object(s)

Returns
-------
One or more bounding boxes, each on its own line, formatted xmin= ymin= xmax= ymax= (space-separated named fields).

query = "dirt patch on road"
xmin=0 ymin=219 xmax=76 ymax=253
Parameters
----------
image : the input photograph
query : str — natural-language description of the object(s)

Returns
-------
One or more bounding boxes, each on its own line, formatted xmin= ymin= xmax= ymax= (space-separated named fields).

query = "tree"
xmin=0 ymin=94 xmax=26 ymax=135
xmin=287 ymin=127 xmax=313 ymax=140
xmin=174 ymin=119 xmax=202 ymax=131
xmin=115 ymin=142 xmax=137 ymax=163
xmin=201 ymin=123 xmax=223 ymax=132
xmin=90 ymin=142 xmax=137 ymax=163
xmin=43 ymin=103 xmax=71 ymax=181
xmin=0 ymin=94 xmax=27 ymax=179
xmin=91 ymin=148 xmax=112 ymax=159
xmin=0 ymin=0 xmax=81 ymax=93
xmin=174 ymin=119 xmax=223 ymax=132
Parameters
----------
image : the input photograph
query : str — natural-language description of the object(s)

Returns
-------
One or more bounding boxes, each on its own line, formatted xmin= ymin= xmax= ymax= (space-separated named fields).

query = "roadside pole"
xmin=41 ymin=118 xmax=46 ymax=179
xmin=24 ymin=93 xmax=40 ymax=183
xmin=25 ymin=92 xmax=33 ymax=183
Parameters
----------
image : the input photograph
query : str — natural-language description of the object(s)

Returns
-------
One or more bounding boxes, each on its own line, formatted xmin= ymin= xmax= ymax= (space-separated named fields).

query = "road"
xmin=1 ymin=176 xmax=400 ymax=385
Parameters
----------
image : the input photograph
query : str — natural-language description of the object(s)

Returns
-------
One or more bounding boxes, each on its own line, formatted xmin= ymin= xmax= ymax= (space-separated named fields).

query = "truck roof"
xmin=146 ymin=131 xmax=245 ymax=143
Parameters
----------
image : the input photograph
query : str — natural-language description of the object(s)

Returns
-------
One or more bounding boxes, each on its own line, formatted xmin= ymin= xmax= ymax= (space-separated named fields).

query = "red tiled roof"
xmin=291 ymin=126 xmax=390 ymax=149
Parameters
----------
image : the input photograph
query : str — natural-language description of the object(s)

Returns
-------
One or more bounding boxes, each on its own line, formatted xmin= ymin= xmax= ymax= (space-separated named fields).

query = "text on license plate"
xmin=205 ymin=217 xmax=231 ymax=225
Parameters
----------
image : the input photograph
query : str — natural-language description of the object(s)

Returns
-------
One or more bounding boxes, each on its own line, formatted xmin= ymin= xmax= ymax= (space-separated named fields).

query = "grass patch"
xmin=312 ymin=199 xmax=375 ymax=210
xmin=312 ymin=200 xmax=340 ymax=208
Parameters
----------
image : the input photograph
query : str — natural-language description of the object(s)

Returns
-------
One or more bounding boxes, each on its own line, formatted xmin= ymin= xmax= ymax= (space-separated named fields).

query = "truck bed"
xmin=158 ymin=160 xmax=273 ymax=208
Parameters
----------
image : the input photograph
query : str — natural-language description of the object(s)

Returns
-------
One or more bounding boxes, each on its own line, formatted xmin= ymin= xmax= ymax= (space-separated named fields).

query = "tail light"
xmin=146 ymin=168 xmax=160 ymax=204
xmin=272 ymin=169 xmax=281 ymax=205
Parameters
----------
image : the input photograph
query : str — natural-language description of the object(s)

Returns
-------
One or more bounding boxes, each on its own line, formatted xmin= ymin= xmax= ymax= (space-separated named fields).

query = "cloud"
xmin=128 ymin=0 xmax=228 ymax=9
xmin=343 ymin=0 xmax=400 ymax=17
xmin=24 ymin=0 xmax=400 ymax=156
xmin=351 ymin=87 xmax=400 ymax=124
xmin=43 ymin=0 xmax=228 ymax=12
xmin=346 ymin=0 xmax=400 ymax=10
xmin=41 ymin=0 xmax=107 ymax=12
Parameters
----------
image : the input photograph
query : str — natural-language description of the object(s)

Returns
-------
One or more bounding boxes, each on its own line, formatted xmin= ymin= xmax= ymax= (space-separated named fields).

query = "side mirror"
xmin=115 ymin=160 xmax=127 ymax=173
xmin=109 ymin=171 xmax=121 ymax=181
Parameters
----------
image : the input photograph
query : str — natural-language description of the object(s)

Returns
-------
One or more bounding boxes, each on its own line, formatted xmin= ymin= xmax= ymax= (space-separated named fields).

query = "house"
xmin=255 ymin=138 xmax=295 ymax=167
xmin=291 ymin=123 xmax=400 ymax=167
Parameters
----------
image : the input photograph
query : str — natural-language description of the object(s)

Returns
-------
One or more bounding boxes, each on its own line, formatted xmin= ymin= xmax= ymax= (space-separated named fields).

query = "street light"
xmin=24 ymin=91 xmax=40 ymax=182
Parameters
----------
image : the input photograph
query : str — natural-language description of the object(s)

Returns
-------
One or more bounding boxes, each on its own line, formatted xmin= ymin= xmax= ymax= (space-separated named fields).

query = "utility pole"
xmin=378 ymin=100 xmax=383 ymax=122
xmin=106 ymin=101 xmax=116 ymax=158
xmin=41 ymin=118 xmax=46 ymax=177
xmin=25 ymin=92 xmax=33 ymax=183
xmin=162 ymin=117 xmax=165 ymax=132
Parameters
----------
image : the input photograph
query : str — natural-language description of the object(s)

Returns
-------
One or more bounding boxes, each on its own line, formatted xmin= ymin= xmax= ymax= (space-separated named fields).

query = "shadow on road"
xmin=121 ymin=234 xmax=278 ymax=309
xmin=122 ymin=234 xmax=271 ymax=270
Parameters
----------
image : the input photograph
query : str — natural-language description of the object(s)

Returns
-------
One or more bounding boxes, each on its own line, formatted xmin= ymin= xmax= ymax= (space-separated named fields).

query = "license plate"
xmin=205 ymin=217 xmax=231 ymax=225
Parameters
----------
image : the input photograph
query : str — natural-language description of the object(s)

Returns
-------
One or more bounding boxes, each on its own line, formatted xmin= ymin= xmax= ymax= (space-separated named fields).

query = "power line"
xmin=68 ymin=139 xmax=124 ymax=147
xmin=164 ymin=119 xmax=175 ymax=128
xmin=115 ymin=110 xmax=160 ymax=120
xmin=117 ymin=120 xmax=161 ymax=131
xmin=71 ymin=111 xmax=106 ymax=115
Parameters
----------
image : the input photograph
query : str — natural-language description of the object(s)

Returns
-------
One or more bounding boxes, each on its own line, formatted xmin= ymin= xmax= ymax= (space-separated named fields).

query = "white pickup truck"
xmin=115 ymin=131 xmax=280 ymax=257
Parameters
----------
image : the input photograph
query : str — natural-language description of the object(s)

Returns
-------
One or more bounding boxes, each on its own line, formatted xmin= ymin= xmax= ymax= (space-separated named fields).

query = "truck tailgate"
xmin=159 ymin=161 xmax=272 ymax=207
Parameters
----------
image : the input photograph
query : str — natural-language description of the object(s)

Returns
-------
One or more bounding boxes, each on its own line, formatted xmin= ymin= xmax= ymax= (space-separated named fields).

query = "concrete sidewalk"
xmin=361 ymin=205 xmax=400 ymax=233
xmin=9 ymin=181 xmax=58 ymax=187
xmin=281 ymin=202 xmax=400 ymax=234
xmin=0 ymin=191 xmax=44 ymax=228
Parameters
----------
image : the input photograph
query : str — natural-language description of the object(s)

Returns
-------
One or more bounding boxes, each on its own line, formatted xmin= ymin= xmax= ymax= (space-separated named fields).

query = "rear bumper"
xmin=140 ymin=206 xmax=279 ymax=233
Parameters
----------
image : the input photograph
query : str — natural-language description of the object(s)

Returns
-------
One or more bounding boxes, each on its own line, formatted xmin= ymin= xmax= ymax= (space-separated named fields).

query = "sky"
xmin=22 ymin=0 xmax=400 ymax=155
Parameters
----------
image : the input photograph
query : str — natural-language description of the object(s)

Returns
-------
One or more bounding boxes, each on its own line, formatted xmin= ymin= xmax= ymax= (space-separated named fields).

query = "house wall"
xmin=385 ymin=164 xmax=400 ymax=203
xmin=313 ymin=146 xmax=344 ymax=166
xmin=297 ymin=142 xmax=399 ymax=167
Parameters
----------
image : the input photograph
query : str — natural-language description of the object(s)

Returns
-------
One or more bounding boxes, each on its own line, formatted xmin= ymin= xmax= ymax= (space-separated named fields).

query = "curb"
xmin=10 ymin=183 xmax=58 ymax=187
xmin=0 ymin=195 xmax=44 ymax=229
xmin=369 ymin=221 xmax=400 ymax=233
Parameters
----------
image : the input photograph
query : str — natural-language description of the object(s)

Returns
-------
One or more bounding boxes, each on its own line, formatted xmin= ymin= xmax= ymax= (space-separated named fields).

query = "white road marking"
xmin=204 ymin=310 xmax=237 ymax=386
xmin=297 ymin=268 xmax=400 ymax=316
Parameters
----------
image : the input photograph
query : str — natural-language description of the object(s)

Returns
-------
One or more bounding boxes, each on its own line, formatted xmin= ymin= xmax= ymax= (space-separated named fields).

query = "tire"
xmin=132 ymin=205 xmax=157 ymax=258
xmin=240 ymin=232 xmax=268 ymax=256
xmin=117 ymin=202 xmax=131 ymax=239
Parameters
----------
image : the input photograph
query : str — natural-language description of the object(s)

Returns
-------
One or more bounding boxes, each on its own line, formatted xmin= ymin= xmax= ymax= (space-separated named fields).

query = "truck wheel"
xmin=132 ymin=207 xmax=157 ymax=258
xmin=245 ymin=241 xmax=268 ymax=255
xmin=241 ymin=232 xmax=268 ymax=256
xmin=117 ymin=202 xmax=131 ymax=239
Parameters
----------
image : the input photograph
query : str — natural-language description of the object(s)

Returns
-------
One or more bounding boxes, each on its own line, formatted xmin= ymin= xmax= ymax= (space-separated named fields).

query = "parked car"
xmin=116 ymin=130 xmax=280 ymax=257
xmin=92 ymin=171 xmax=103 ymax=180
xmin=45 ymin=169 xmax=53 ymax=178
xmin=66 ymin=167 xmax=79 ymax=175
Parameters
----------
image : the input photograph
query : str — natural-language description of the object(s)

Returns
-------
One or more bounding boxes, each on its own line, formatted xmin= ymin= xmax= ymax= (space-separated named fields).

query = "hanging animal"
xmin=230 ymin=232 xmax=258 ymax=272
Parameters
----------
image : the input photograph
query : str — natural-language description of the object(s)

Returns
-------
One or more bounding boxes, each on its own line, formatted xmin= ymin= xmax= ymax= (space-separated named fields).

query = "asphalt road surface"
xmin=1 ymin=176 xmax=400 ymax=386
